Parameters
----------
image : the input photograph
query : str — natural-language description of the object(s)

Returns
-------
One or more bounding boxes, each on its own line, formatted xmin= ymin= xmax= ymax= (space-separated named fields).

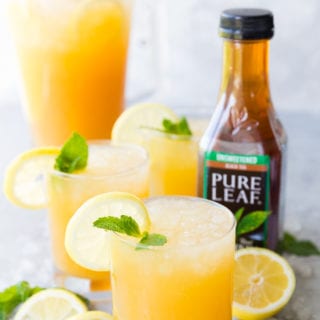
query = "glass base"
xmin=54 ymin=269 xmax=112 ymax=312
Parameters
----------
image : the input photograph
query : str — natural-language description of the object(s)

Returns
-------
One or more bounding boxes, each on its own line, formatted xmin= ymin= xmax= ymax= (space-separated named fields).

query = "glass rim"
xmin=50 ymin=140 xmax=149 ymax=180
xmin=113 ymin=195 xmax=236 ymax=251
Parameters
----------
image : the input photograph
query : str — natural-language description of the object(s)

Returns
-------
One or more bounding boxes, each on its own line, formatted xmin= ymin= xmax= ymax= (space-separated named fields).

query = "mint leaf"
xmin=54 ymin=132 xmax=88 ymax=173
xmin=93 ymin=215 xmax=141 ymax=237
xmin=277 ymin=232 xmax=320 ymax=256
xmin=236 ymin=211 xmax=270 ymax=237
xmin=140 ymin=117 xmax=192 ymax=137
xmin=137 ymin=232 xmax=167 ymax=249
xmin=234 ymin=207 xmax=245 ymax=222
xmin=162 ymin=117 xmax=192 ymax=136
xmin=93 ymin=215 xmax=167 ymax=249
xmin=119 ymin=215 xmax=141 ymax=237
xmin=0 ymin=281 xmax=43 ymax=320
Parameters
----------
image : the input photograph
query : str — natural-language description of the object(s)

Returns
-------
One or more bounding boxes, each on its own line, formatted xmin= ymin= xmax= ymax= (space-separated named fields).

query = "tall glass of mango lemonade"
xmin=8 ymin=0 xmax=132 ymax=146
xmin=111 ymin=196 xmax=235 ymax=319
xmin=48 ymin=142 xmax=149 ymax=291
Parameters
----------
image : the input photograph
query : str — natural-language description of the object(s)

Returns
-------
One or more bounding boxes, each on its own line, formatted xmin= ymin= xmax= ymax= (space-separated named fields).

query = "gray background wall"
xmin=127 ymin=0 xmax=320 ymax=117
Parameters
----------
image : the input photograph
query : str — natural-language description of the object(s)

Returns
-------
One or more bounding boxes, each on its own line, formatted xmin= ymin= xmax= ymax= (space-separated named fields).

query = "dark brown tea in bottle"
xmin=198 ymin=9 xmax=287 ymax=250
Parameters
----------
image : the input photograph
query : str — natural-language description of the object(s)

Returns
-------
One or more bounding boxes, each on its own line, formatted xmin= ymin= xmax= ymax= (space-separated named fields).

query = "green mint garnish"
xmin=236 ymin=209 xmax=271 ymax=239
xmin=235 ymin=209 xmax=320 ymax=257
xmin=54 ymin=132 xmax=88 ymax=173
xmin=0 ymin=281 xmax=43 ymax=319
xmin=277 ymin=232 xmax=320 ymax=256
xmin=162 ymin=117 xmax=192 ymax=136
xmin=94 ymin=215 xmax=141 ymax=237
xmin=141 ymin=116 xmax=192 ymax=137
xmin=93 ymin=215 xmax=167 ymax=249
xmin=138 ymin=231 xmax=167 ymax=248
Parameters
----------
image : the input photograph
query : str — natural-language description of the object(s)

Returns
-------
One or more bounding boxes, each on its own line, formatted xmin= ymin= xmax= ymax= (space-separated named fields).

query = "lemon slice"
xmin=3 ymin=147 xmax=60 ymax=209
xmin=111 ymin=102 xmax=179 ymax=145
xmin=13 ymin=288 xmax=87 ymax=320
xmin=233 ymin=247 xmax=296 ymax=320
xmin=66 ymin=311 xmax=114 ymax=320
xmin=65 ymin=192 xmax=151 ymax=271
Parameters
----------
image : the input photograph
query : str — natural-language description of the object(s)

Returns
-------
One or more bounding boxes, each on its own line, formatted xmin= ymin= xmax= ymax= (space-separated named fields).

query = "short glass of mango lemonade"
xmin=111 ymin=103 xmax=201 ymax=196
xmin=4 ymin=138 xmax=149 ymax=295
xmin=65 ymin=193 xmax=236 ymax=319
xmin=8 ymin=0 xmax=133 ymax=146
xmin=48 ymin=142 xmax=149 ymax=292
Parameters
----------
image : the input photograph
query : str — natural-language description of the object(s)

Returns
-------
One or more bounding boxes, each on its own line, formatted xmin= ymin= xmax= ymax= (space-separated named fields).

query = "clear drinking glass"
xmin=8 ymin=0 xmax=133 ymax=146
xmin=110 ymin=196 xmax=236 ymax=319
xmin=46 ymin=141 xmax=149 ymax=294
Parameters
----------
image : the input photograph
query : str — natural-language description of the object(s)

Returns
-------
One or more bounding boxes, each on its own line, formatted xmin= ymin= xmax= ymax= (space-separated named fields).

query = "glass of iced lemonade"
xmin=65 ymin=193 xmax=235 ymax=319
xmin=4 ymin=137 xmax=149 ymax=293
xmin=48 ymin=142 xmax=149 ymax=291
xmin=111 ymin=197 xmax=235 ymax=319
xmin=8 ymin=0 xmax=132 ymax=146
xmin=111 ymin=103 xmax=202 ymax=196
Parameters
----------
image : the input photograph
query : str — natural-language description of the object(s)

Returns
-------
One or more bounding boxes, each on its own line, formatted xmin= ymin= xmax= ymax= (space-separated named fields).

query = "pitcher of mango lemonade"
xmin=8 ymin=0 xmax=132 ymax=146
xmin=4 ymin=133 xmax=149 ymax=294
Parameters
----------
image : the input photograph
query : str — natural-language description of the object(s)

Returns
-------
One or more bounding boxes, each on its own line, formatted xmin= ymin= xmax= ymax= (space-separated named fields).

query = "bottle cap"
xmin=219 ymin=8 xmax=274 ymax=40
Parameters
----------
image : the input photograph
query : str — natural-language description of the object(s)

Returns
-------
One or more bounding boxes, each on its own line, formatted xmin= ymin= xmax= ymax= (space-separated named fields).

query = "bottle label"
xmin=203 ymin=151 xmax=270 ymax=247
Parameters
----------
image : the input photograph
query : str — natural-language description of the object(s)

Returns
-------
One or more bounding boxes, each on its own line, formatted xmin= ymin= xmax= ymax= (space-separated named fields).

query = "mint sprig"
xmin=142 ymin=117 xmax=192 ymax=137
xmin=54 ymin=132 xmax=88 ymax=173
xmin=138 ymin=231 xmax=167 ymax=248
xmin=235 ymin=209 xmax=320 ymax=257
xmin=162 ymin=117 xmax=192 ymax=136
xmin=235 ymin=208 xmax=270 ymax=239
xmin=277 ymin=232 xmax=320 ymax=256
xmin=94 ymin=215 xmax=141 ymax=237
xmin=0 ymin=281 xmax=43 ymax=320
xmin=93 ymin=215 xmax=167 ymax=249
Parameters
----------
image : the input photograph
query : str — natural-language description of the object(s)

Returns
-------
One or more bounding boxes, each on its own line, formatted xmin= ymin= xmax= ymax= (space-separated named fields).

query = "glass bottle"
xmin=198 ymin=8 xmax=287 ymax=250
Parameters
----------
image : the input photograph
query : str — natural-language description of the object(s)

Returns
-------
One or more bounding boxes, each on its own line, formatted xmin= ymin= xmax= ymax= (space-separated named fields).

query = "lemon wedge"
xmin=233 ymin=247 xmax=296 ymax=320
xmin=3 ymin=147 xmax=60 ymax=209
xmin=13 ymin=288 xmax=87 ymax=320
xmin=65 ymin=192 xmax=150 ymax=271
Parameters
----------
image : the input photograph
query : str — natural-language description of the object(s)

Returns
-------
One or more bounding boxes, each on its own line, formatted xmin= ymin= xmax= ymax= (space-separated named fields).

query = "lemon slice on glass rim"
xmin=111 ymin=102 xmax=179 ymax=145
xmin=65 ymin=191 xmax=151 ymax=271
xmin=3 ymin=147 xmax=60 ymax=209
xmin=13 ymin=288 xmax=87 ymax=320
xmin=233 ymin=247 xmax=296 ymax=320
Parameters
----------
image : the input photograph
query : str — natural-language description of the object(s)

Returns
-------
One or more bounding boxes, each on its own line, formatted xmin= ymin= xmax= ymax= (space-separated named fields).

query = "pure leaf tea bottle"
xmin=198 ymin=9 xmax=287 ymax=250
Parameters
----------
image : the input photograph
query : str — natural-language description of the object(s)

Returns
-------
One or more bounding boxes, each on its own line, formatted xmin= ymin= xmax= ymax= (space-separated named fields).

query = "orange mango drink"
xmin=110 ymin=196 xmax=235 ymax=319
xmin=110 ymin=103 xmax=203 ymax=197
xmin=48 ymin=142 xmax=149 ymax=290
xmin=146 ymin=133 xmax=199 ymax=196
xmin=8 ymin=0 xmax=131 ymax=146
